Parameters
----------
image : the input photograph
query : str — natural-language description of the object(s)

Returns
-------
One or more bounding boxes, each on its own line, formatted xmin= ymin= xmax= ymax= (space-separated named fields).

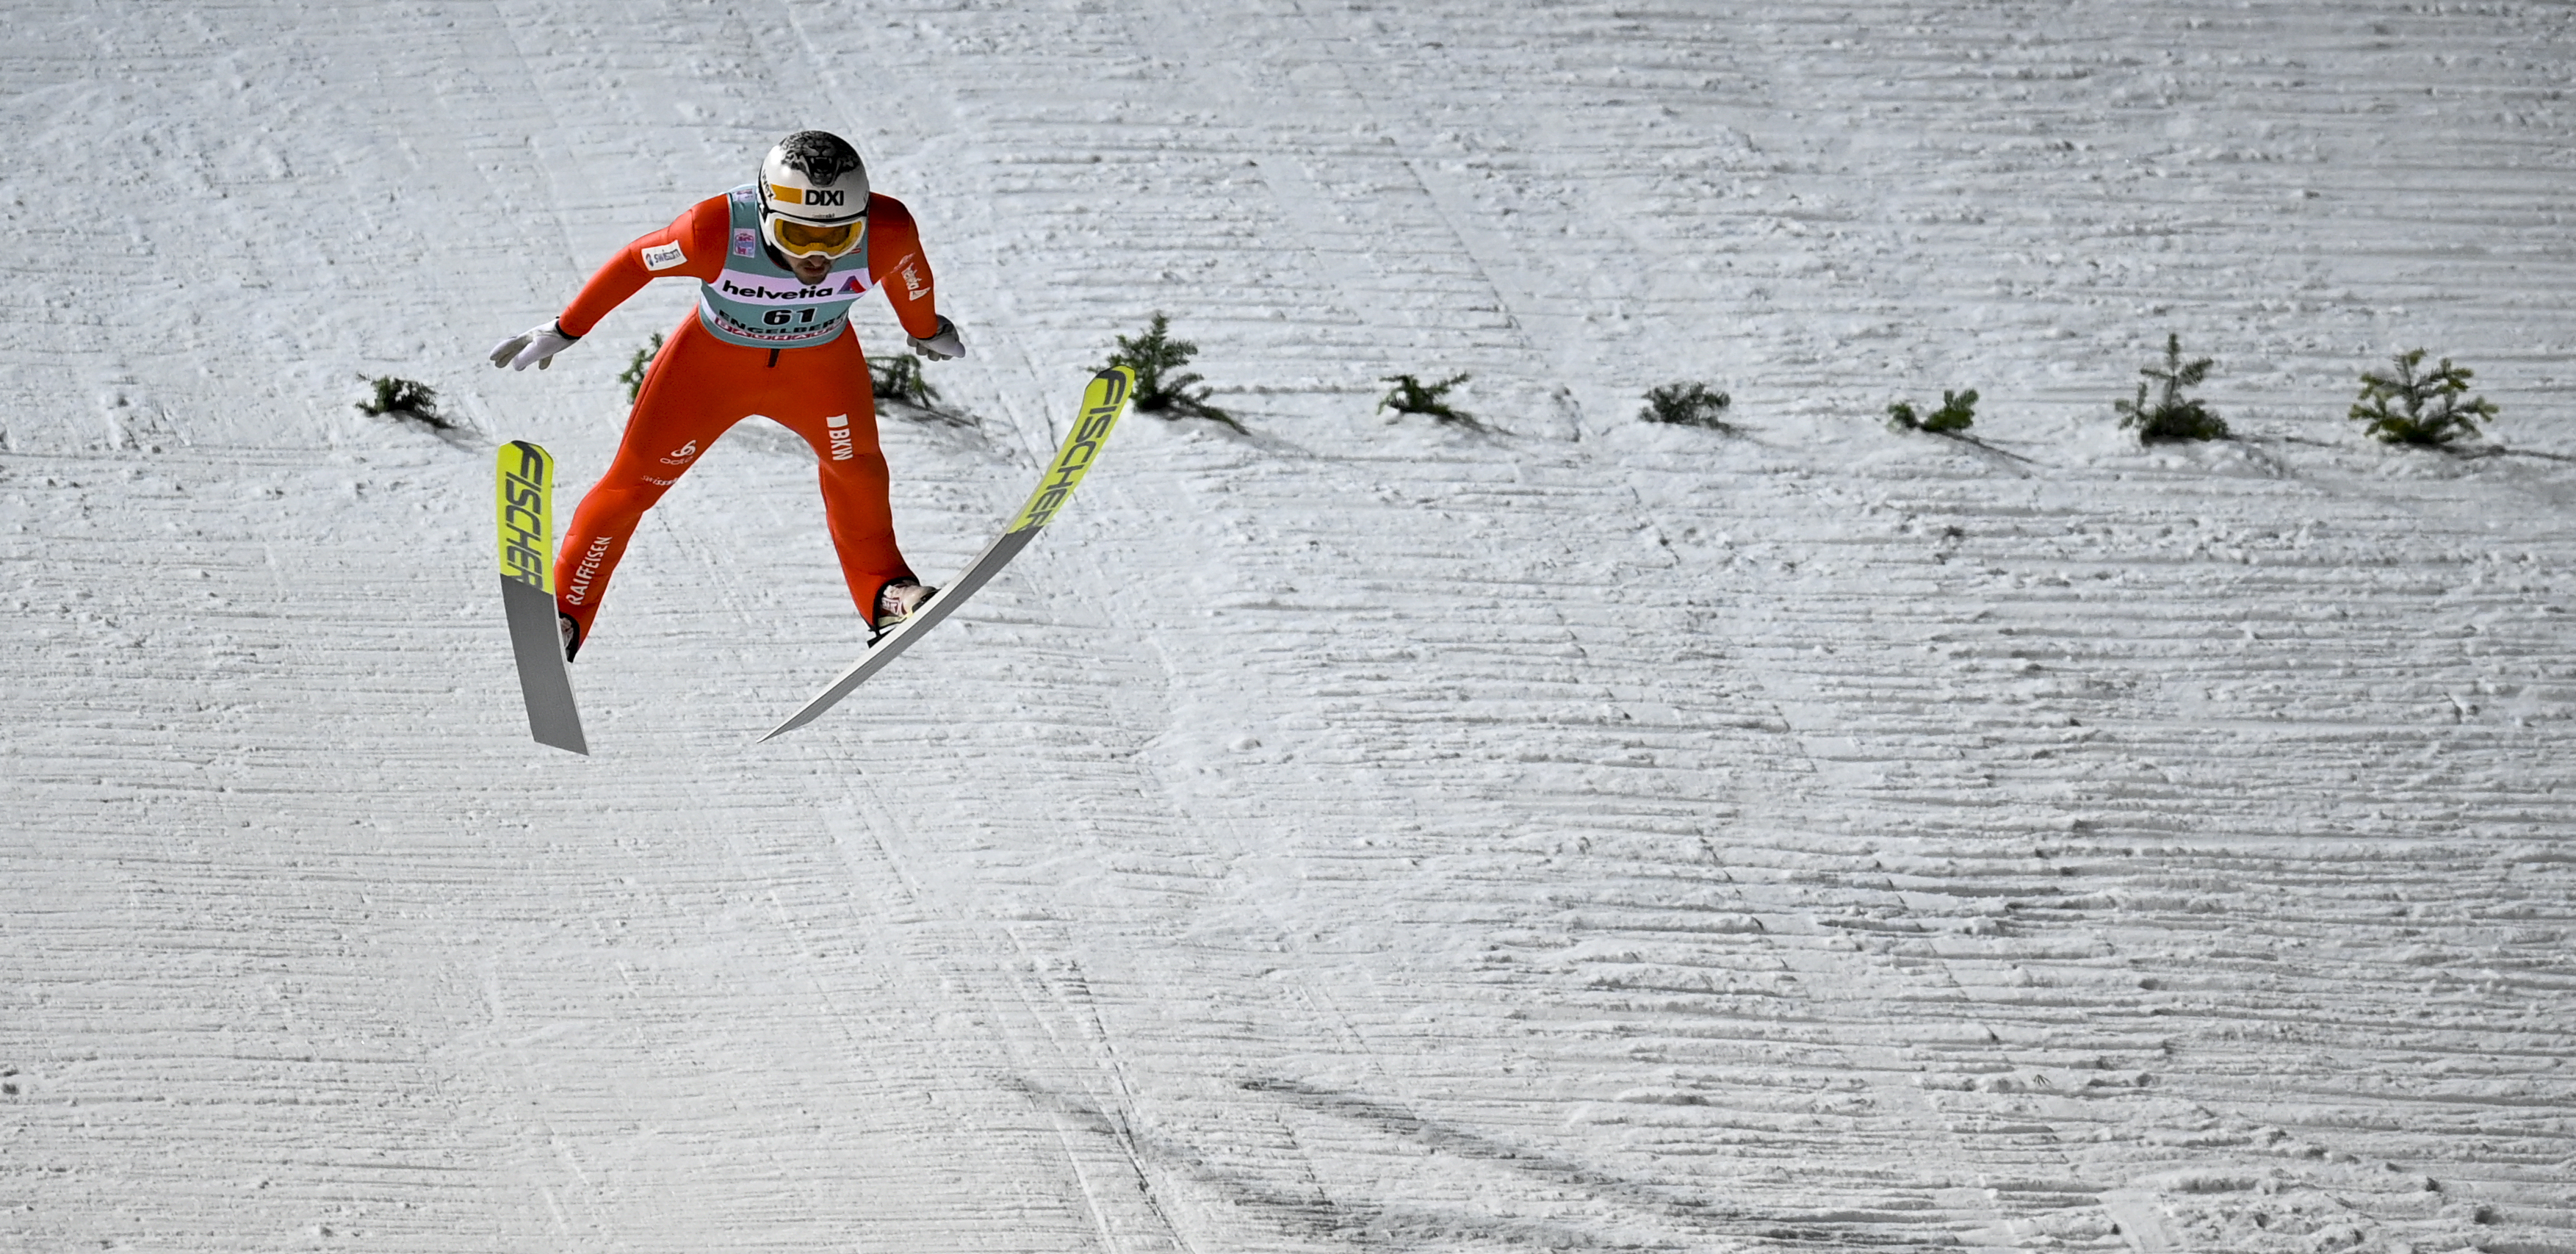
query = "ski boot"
xmin=873 ymin=577 xmax=937 ymax=641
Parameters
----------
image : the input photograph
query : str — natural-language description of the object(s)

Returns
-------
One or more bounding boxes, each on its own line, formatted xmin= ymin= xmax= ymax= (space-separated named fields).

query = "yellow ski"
xmin=497 ymin=441 xmax=586 ymax=754
xmin=764 ymin=367 xmax=1133 ymax=740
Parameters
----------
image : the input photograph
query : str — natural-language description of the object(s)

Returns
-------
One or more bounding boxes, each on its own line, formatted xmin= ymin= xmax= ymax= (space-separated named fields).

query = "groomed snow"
xmin=4 ymin=3 xmax=2572 ymax=1252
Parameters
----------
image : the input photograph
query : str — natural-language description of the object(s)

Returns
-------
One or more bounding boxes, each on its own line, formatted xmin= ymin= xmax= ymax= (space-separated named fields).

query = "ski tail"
xmin=760 ymin=366 xmax=1134 ymax=741
xmin=497 ymin=441 xmax=588 ymax=754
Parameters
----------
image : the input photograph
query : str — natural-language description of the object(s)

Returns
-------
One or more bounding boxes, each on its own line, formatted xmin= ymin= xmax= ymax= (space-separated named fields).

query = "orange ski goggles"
xmin=765 ymin=215 xmax=864 ymax=259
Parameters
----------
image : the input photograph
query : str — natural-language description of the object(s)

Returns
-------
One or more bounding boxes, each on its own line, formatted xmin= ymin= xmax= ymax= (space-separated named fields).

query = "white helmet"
xmin=757 ymin=131 xmax=870 ymax=257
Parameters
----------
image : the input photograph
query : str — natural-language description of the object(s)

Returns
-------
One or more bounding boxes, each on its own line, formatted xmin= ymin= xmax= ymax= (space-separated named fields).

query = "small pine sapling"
xmin=869 ymin=353 xmax=942 ymax=409
xmin=1642 ymin=382 xmax=1733 ymax=430
xmin=356 ymin=375 xmax=453 ymax=430
xmin=1379 ymin=372 xmax=1476 ymax=427
xmin=1888 ymin=389 xmax=1977 ymax=434
xmin=618 ymin=332 xmax=664 ymax=405
xmin=2114 ymin=334 xmax=2228 ymax=442
xmin=2350 ymin=349 xmax=2497 ymax=447
xmin=1103 ymin=313 xmax=1240 ymax=431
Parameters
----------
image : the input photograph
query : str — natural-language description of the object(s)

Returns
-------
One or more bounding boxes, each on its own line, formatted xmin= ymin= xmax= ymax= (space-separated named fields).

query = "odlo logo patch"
xmin=660 ymin=440 xmax=699 ymax=466
xmin=824 ymin=414 xmax=854 ymax=461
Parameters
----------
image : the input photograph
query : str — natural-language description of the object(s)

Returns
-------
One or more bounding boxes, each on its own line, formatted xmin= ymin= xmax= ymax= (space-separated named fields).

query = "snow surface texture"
xmin=4 ymin=3 xmax=2572 ymax=1253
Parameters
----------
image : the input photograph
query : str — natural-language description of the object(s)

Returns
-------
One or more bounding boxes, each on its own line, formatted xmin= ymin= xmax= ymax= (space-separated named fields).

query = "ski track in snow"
xmin=4 ymin=3 xmax=2572 ymax=1253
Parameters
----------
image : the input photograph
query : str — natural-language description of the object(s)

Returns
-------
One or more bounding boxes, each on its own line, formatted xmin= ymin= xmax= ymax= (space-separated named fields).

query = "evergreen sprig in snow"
xmin=1103 ymin=313 xmax=1240 ymax=431
xmin=618 ymin=333 xmax=664 ymax=405
xmin=870 ymin=352 xmax=942 ymax=408
xmin=1641 ymin=382 xmax=1733 ymax=430
xmin=356 ymin=375 xmax=453 ymax=431
xmin=2115 ymin=334 xmax=2227 ymax=442
xmin=1379 ymin=372 xmax=1477 ymax=428
xmin=1888 ymin=389 xmax=1977 ymax=435
xmin=2350 ymin=349 xmax=2497 ymax=446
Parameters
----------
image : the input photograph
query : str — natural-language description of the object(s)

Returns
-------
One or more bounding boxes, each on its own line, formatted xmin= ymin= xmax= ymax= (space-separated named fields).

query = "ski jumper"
xmin=548 ymin=186 xmax=946 ymax=641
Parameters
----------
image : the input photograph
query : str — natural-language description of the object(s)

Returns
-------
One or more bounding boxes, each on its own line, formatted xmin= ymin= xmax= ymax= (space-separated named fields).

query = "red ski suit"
xmin=549 ymin=192 xmax=945 ymax=643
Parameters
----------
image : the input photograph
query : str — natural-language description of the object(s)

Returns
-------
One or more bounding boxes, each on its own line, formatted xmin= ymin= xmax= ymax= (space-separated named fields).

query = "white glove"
xmin=488 ymin=320 xmax=582 ymax=371
xmin=908 ymin=316 xmax=964 ymax=361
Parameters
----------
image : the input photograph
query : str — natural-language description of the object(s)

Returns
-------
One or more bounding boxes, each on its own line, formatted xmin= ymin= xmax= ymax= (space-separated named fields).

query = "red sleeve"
xmin=865 ymin=195 xmax=943 ymax=340
xmin=556 ymin=195 xmax=732 ymax=337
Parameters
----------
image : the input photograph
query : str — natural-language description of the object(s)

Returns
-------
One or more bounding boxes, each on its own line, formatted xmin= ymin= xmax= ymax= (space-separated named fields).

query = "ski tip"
xmin=1095 ymin=362 xmax=1134 ymax=400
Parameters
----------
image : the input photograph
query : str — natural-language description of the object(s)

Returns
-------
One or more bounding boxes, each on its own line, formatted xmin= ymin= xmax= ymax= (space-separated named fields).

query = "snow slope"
xmin=4 ymin=3 xmax=2573 ymax=1252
